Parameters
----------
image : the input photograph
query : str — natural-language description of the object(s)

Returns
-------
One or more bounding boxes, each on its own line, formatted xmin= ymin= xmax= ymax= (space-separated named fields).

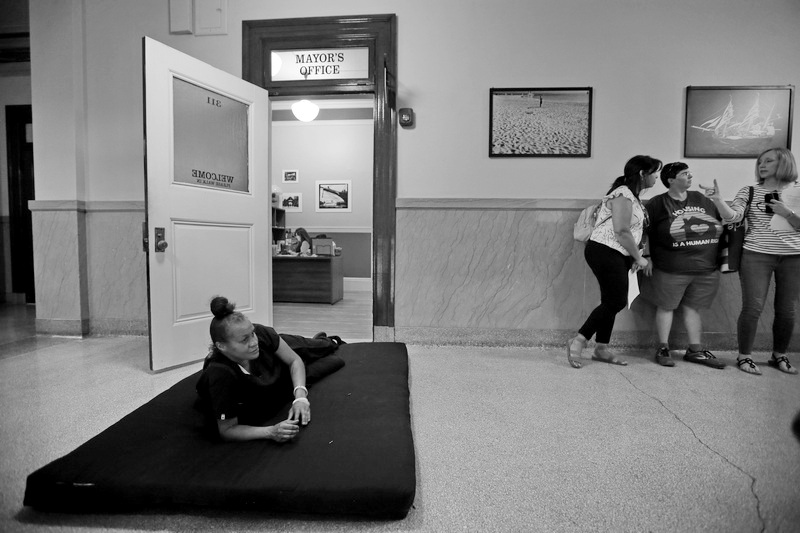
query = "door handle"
xmin=154 ymin=227 xmax=168 ymax=253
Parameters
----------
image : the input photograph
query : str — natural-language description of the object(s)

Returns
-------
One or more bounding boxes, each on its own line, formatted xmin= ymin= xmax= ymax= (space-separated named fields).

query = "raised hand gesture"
xmin=699 ymin=179 xmax=722 ymax=202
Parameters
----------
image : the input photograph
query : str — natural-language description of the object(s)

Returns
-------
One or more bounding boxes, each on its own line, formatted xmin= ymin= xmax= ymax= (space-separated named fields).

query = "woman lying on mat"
xmin=196 ymin=296 xmax=344 ymax=442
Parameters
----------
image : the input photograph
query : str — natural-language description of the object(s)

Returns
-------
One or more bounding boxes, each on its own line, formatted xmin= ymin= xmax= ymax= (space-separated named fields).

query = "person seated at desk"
xmin=289 ymin=227 xmax=313 ymax=255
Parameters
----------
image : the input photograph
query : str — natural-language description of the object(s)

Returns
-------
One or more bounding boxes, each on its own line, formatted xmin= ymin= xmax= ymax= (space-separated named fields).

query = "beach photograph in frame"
xmin=684 ymin=86 xmax=794 ymax=158
xmin=280 ymin=192 xmax=302 ymax=212
xmin=282 ymin=169 xmax=299 ymax=183
xmin=316 ymin=180 xmax=351 ymax=212
xmin=489 ymin=87 xmax=592 ymax=157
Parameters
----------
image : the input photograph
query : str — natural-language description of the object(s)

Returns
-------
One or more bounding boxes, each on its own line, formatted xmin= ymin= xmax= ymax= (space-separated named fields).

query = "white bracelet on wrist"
xmin=292 ymin=397 xmax=310 ymax=405
xmin=293 ymin=385 xmax=308 ymax=396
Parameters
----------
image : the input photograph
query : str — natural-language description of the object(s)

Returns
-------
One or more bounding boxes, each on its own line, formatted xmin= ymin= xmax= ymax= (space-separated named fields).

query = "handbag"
xmin=719 ymin=186 xmax=753 ymax=273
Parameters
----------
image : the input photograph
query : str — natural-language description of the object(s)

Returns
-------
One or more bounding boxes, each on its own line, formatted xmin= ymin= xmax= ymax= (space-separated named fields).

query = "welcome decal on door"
xmin=172 ymin=77 xmax=249 ymax=193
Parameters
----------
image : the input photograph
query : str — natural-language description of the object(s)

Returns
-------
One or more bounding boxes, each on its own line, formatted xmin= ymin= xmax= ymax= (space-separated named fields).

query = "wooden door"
xmin=143 ymin=37 xmax=271 ymax=371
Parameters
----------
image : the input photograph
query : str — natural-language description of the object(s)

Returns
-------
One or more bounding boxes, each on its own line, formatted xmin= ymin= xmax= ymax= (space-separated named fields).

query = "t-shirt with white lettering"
xmin=645 ymin=191 xmax=722 ymax=274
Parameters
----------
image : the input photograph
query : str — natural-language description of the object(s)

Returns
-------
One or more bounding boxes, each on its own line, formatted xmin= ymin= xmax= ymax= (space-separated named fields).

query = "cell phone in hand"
xmin=765 ymin=192 xmax=780 ymax=214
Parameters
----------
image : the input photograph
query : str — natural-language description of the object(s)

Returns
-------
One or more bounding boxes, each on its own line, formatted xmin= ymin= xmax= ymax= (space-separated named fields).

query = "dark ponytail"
xmin=606 ymin=155 xmax=662 ymax=198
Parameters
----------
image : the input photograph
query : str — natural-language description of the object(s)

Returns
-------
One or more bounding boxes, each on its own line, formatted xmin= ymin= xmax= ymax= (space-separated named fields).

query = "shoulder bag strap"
xmin=739 ymin=186 xmax=754 ymax=233
xmin=594 ymin=199 xmax=611 ymax=227
xmin=742 ymin=186 xmax=754 ymax=218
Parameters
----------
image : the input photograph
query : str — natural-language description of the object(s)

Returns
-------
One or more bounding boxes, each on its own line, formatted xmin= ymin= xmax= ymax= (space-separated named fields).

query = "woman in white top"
xmin=292 ymin=227 xmax=313 ymax=255
xmin=567 ymin=155 xmax=661 ymax=368
xmin=701 ymin=147 xmax=800 ymax=375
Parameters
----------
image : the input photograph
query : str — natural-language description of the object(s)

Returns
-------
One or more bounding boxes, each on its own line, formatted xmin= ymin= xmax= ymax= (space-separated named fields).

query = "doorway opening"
xmin=243 ymin=14 xmax=397 ymax=340
xmin=269 ymin=94 xmax=374 ymax=341
xmin=4 ymin=104 xmax=35 ymax=304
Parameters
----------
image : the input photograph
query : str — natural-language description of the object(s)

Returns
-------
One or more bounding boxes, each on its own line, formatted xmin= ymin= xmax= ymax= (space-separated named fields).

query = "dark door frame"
xmin=5 ymin=104 xmax=35 ymax=303
xmin=243 ymin=14 xmax=397 ymax=333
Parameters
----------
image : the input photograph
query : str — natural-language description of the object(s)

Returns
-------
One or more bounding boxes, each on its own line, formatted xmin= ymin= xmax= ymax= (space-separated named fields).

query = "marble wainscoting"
xmin=85 ymin=202 xmax=148 ymax=335
xmin=30 ymin=201 xmax=90 ymax=335
xmin=395 ymin=198 xmax=797 ymax=351
xmin=29 ymin=201 xmax=148 ymax=336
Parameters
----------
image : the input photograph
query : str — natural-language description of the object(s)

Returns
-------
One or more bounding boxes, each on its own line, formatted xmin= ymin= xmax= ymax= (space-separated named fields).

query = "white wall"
xmin=391 ymin=0 xmax=800 ymax=201
xmin=30 ymin=0 xmax=800 ymax=202
xmin=271 ymin=118 xmax=373 ymax=233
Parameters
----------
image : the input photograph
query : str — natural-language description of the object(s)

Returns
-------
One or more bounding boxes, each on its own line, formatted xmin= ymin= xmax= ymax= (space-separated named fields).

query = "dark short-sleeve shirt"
xmin=196 ymin=324 xmax=291 ymax=426
xmin=645 ymin=191 xmax=723 ymax=274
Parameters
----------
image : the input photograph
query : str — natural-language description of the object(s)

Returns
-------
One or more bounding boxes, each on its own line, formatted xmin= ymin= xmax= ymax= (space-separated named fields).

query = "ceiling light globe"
xmin=291 ymin=100 xmax=320 ymax=122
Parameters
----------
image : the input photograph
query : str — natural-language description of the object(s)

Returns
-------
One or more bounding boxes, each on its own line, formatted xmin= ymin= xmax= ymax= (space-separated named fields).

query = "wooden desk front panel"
xmin=272 ymin=255 xmax=344 ymax=304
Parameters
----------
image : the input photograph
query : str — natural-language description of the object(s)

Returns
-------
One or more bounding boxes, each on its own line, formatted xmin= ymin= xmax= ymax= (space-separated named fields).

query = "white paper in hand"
xmin=770 ymin=186 xmax=800 ymax=232
xmin=627 ymin=269 xmax=639 ymax=309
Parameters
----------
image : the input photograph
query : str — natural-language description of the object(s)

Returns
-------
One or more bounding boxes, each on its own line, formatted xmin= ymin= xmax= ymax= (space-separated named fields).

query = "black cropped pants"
xmin=578 ymin=240 xmax=632 ymax=344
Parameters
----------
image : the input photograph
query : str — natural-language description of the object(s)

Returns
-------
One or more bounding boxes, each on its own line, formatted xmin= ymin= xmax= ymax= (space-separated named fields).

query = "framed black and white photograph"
xmin=684 ymin=85 xmax=794 ymax=158
xmin=282 ymin=169 xmax=299 ymax=183
xmin=280 ymin=192 xmax=302 ymax=212
xmin=489 ymin=87 xmax=592 ymax=157
xmin=316 ymin=180 xmax=351 ymax=212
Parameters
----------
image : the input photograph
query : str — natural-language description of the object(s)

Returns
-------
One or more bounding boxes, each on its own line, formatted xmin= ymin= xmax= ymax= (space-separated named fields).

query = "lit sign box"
xmin=271 ymin=48 xmax=369 ymax=82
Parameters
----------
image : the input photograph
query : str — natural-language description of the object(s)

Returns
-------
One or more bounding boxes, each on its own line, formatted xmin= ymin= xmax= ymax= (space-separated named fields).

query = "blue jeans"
xmin=737 ymin=250 xmax=800 ymax=355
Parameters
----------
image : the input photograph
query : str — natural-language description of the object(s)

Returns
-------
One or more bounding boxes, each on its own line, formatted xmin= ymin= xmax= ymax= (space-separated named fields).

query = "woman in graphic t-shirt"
xmin=702 ymin=147 xmax=800 ymax=375
xmin=567 ymin=155 xmax=661 ymax=368
xmin=640 ymin=162 xmax=724 ymax=369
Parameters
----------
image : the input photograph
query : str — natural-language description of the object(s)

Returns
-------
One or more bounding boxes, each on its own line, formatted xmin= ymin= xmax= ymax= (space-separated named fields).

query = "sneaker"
xmin=684 ymin=349 xmax=726 ymax=369
xmin=655 ymin=347 xmax=675 ymax=367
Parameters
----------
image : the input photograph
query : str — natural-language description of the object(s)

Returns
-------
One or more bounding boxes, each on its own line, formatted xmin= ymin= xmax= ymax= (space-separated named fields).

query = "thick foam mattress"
xmin=24 ymin=342 xmax=416 ymax=519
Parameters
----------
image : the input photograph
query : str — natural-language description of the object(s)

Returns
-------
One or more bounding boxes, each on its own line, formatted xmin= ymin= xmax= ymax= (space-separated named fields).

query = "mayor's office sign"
xmin=271 ymin=48 xmax=369 ymax=82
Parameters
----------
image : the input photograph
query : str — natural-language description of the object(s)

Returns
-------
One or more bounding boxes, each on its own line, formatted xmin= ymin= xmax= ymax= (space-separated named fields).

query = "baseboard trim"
xmin=344 ymin=277 xmax=371 ymax=293
xmin=1 ymin=292 xmax=27 ymax=304
xmin=373 ymin=326 xmax=395 ymax=342
xmin=36 ymin=318 xmax=89 ymax=337
xmin=394 ymin=327 xmax=785 ymax=351
xmin=89 ymin=318 xmax=148 ymax=336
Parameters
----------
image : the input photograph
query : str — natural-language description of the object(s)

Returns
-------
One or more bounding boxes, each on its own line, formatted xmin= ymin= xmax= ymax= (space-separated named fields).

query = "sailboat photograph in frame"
xmin=684 ymin=85 xmax=794 ymax=158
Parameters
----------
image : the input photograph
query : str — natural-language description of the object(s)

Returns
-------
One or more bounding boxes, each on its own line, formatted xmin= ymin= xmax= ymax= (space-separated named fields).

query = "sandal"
xmin=767 ymin=355 xmax=798 ymax=375
xmin=592 ymin=353 xmax=628 ymax=366
xmin=736 ymin=357 xmax=761 ymax=375
xmin=592 ymin=347 xmax=627 ymax=366
xmin=567 ymin=336 xmax=586 ymax=369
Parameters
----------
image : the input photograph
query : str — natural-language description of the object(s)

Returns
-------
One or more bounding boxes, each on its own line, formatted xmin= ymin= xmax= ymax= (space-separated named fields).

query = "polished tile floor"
xmin=0 ymin=290 xmax=373 ymax=361
xmin=0 ymin=303 xmax=60 ymax=360
xmin=2 ymin=302 xmax=800 ymax=532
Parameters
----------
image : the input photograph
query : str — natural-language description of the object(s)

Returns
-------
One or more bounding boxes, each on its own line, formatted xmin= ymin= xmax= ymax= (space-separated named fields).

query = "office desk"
xmin=272 ymin=254 xmax=343 ymax=304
